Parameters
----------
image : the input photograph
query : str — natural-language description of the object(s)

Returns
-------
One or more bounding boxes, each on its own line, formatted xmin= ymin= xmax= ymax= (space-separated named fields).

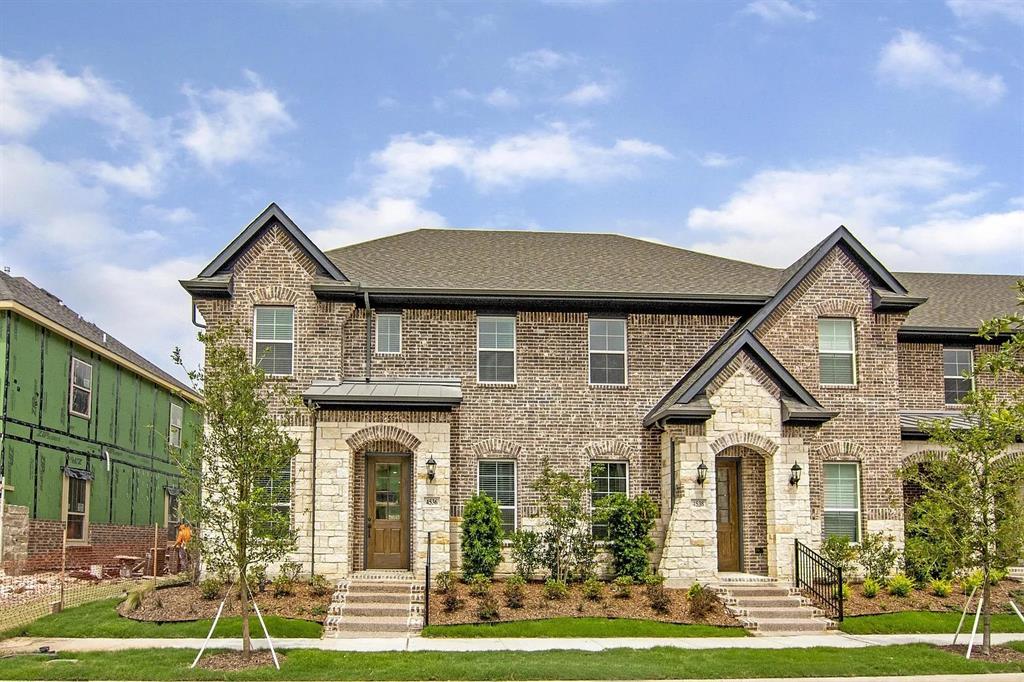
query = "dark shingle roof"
xmin=1 ymin=272 xmax=198 ymax=398
xmin=325 ymin=229 xmax=780 ymax=298
xmin=895 ymin=272 xmax=1021 ymax=330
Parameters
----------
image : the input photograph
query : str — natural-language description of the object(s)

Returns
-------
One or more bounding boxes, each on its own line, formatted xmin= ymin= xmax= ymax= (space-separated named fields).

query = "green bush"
xmin=199 ymin=578 xmax=221 ymax=601
xmin=841 ymin=583 xmax=852 ymax=601
xmin=311 ymin=604 xmax=327 ymax=618
xmin=461 ymin=493 xmax=504 ymax=579
xmin=508 ymin=530 xmax=542 ymax=580
xmin=989 ymin=568 xmax=1007 ymax=585
xmin=534 ymin=462 xmax=596 ymax=583
xmin=963 ymin=570 xmax=985 ymax=595
xmin=477 ymin=595 xmax=500 ymax=621
xmin=125 ymin=581 xmax=155 ymax=610
xmin=929 ymin=578 xmax=952 ymax=597
xmin=504 ymin=575 xmax=526 ymax=608
xmin=887 ymin=573 xmax=914 ymax=597
xmin=856 ymin=532 xmax=899 ymax=582
xmin=248 ymin=565 xmax=268 ymax=593
xmin=271 ymin=573 xmax=293 ymax=597
xmin=687 ymin=582 xmax=718 ymax=619
xmin=611 ymin=575 xmax=634 ymax=598
xmin=280 ymin=561 xmax=302 ymax=583
xmin=594 ymin=492 xmax=657 ymax=580
xmin=468 ymin=574 xmax=492 ymax=598
xmin=543 ymin=579 xmax=569 ymax=600
xmin=861 ymin=577 xmax=880 ymax=599
xmin=442 ymin=588 xmax=463 ymax=613
xmin=821 ymin=535 xmax=858 ymax=575
xmin=581 ymin=577 xmax=604 ymax=601
xmin=308 ymin=574 xmax=332 ymax=597
xmin=435 ymin=570 xmax=458 ymax=595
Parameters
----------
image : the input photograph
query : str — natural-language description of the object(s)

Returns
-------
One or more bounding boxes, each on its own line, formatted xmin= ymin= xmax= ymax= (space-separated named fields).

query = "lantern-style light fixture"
xmin=789 ymin=462 xmax=802 ymax=486
xmin=696 ymin=460 xmax=709 ymax=486
xmin=426 ymin=456 xmax=437 ymax=481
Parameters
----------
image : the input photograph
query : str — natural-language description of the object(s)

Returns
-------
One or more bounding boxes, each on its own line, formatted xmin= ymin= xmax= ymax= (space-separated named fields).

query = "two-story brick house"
xmin=181 ymin=203 xmax=1021 ymax=585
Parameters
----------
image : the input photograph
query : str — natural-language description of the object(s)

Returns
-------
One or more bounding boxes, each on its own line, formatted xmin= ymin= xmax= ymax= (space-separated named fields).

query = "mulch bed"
xmin=428 ymin=580 xmax=740 ymax=627
xmin=118 ymin=582 xmax=332 ymax=623
xmin=197 ymin=650 xmax=284 ymax=671
xmin=937 ymin=644 xmax=1024 ymax=663
xmin=844 ymin=579 xmax=1024 ymax=617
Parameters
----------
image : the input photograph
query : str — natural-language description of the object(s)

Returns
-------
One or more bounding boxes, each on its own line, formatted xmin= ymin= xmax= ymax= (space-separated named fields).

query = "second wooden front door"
xmin=716 ymin=459 xmax=741 ymax=572
xmin=366 ymin=457 xmax=410 ymax=570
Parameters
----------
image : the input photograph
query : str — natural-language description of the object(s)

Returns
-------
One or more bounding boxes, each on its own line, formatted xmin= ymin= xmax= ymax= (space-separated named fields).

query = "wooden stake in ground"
xmin=152 ymin=524 xmax=159 ymax=578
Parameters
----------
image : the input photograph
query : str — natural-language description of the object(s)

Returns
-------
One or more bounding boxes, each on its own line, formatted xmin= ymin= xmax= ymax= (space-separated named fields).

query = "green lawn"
xmin=0 ymin=598 xmax=322 ymax=639
xmin=422 ymin=617 xmax=748 ymax=638
xmin=0 ymin=644 xmax=1021 ymax=680
xmin=839 ymin=610 xmax=1024 ymax=635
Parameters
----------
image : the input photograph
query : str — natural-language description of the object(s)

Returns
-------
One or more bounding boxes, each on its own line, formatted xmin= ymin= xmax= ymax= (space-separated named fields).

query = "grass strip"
xmin=840 ymin=611 xmax=1024 ymax=635
xmin=422 ymin=617 xmax=747 ymax=638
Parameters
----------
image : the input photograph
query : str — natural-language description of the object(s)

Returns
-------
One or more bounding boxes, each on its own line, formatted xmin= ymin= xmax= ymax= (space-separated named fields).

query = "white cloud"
xmin=877 ymin=30 xmax=1006 ymax=105
xmin=181 ymin=70 xmax=295 ymax=168
xmin=947 ymin=0 xmax=1024 ymax=25
xmin=559 ymin=81 xmax=614 ymax=106
xmin=686 ymin=155 xmax=1021 ymax=272
xmin=697 ymin=152 xmax=742 ymax=168
xmin=508 ymin=49 xmax=578 ymax=73
xmin=310 ymin=197 xmax=446 ymax=249
xmin=484 ymin=87 xmax=520 ymax=108
xmin=743 ymin=0 xmax=816 ymax=23
xmin=377 ymin=95 xmax=399 ymax=109
xmin=141 ymin=204 xmax=198 ymax=225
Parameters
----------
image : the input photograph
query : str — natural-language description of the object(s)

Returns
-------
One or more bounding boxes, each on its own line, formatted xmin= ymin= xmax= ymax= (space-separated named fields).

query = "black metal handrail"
xmin=794 ymin=538 xmax=844 ymax=621
xmin=424 ymin=531 xmax=432 ymax=627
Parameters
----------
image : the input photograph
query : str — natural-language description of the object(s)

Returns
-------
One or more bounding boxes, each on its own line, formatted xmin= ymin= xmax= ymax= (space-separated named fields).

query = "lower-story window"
xmin=63 ymin=470 xmax=91 ymax=543
xmin=591 ymin=461 xmax=628 ymax=540
xmin=478 ymin=460 xmax=516 ymax=534
xmin=824 ymin=462 xmax=861 ymax=542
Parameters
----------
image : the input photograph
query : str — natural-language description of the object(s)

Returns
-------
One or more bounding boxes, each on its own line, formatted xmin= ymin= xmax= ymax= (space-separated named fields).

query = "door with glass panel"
xmin=366 ymin=456 xmax=409 ymax=569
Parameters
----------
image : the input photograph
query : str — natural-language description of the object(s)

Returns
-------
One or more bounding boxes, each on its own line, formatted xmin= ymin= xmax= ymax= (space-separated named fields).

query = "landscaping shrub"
xmin=508 ymin=530 xmax=543 ymax=580
xmin=461 ymin=493 xmax=504 ymax=579
xmin=611 ymin=576 xmax=634 ymax=599
xmin=963 ymin=570 xmax=985 ymax=595
xmin=248 ymin=565 xmax=268 ymax=593
xmin=308 ymin=573 xmax=332 ymax=597
xmin=280 ymin=560 xmax=302 ymax=583
xmin=841 ymin=583 xmax=852 ymax=601
xmin=199 ymin=578 xmax=222 ymax=601
xmin=856 ymin=532 xmax=899 ymax=582
xmin=468 ymin=574 xmax=492 ymax=597
xmin=442 ymin=588 xmax=463 ymax=613
xmin=642 ymin=574 xmax=669 ymax=614
xmin=435 ymin=570 xmax=457 ymax=595
xmin=887 ymin=573 xmax=913 ymax=597
xmin=125 ymin=581 xmax=155 ymax=610
xmin=989 ymin=568 xmax=1007 ymax=585
xmin=581 ymin=577 xmax=604 ymax=601
xmin=477 ymin=595 xmax=500 ymax=621
xmin=504 ymin=575 xmax=526 ymax=608
xmin=930 ymin=578 xmax=952 ymax=597
xmin=687 ymin=582 xmax=718 ymax=619
xmin=271 ymin=573 xmax=293 ymax=597
xmin=861 ymin=577 xmax=880 ymax=598
xmin=534 ymin=461 xmax=596 ymax=582
xmin=594 ymin=492 xmax=657 ymax=580
xmin=821 ymin=536 xmax=857 ymax=576
xmin=543 ymin=579 xmax=569 ymax=601
xmin=311 ymin=604 xmax=327 ymax=618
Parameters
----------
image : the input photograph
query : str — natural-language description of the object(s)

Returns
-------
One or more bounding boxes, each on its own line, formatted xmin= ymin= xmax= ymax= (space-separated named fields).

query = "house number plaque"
xmin=691 ymin=498 xmax=706 ymax=507
xmin=424 ymin=496 xmax=440 ymax=506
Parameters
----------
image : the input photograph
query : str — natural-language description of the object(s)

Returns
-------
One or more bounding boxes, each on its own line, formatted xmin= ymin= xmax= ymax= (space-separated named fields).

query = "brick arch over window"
xmin=710 ymin=432 xmax=779 ymax=458
xmin=247 ymin=285 xmax=302 ymax=306
xmin=471 ymin=438 xmax=524 ymax=460
xmin=813 ymin=299 xmax=861 ymax=318
xmin=901 ymin=448 xmax=950 ymax=466
xmin=817 ymin=441 xmax=868 ymax=461
xmin=346 ymin=425 xmax=421 ymax=453
xmin=582 ymin=440 xmax=639 ymax=467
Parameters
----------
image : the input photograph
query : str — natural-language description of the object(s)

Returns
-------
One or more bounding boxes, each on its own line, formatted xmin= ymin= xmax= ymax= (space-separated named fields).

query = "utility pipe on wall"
xmin=363 ymin=290 xmax=372 ymax=383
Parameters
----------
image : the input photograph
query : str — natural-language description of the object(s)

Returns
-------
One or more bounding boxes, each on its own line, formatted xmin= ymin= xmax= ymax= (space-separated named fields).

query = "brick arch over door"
xmin=346 ymin=425 xmax=422 ymax=454
xmin=710 ymin=432 xmax=779 ymax=458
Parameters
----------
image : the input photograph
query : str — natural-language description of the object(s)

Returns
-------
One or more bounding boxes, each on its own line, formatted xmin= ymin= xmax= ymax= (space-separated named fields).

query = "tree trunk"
xmin=982 ymin=568 xmax=992 ymax=655
xmin=240 ymin=578 xmax=251 ymax=659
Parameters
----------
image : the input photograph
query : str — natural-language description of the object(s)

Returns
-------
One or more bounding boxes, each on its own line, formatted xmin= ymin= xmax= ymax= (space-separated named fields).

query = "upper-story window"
xmin=943 ymin=347 xmax=974 ymax=405
xmin=169 ymin=403 xmax=183 ymax=448
xmin=253 ymin=306 xmax=294 ymax=376
xmin=818 ymin=318 xmax=856 ymax=386
xmin=589 ymin=318 xmax=627 ymax=385
xmin=69 ymin=358 xmax=93 ymax=419
xmin=478 ymin=316 xmax=516 ymax=383
xmin=376 ymin=313 xmax=402 ymax=354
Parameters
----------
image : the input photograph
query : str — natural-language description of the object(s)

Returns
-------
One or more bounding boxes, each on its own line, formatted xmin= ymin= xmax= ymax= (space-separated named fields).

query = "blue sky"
xmin=1 ymin=0 xmax=1022 ymax=378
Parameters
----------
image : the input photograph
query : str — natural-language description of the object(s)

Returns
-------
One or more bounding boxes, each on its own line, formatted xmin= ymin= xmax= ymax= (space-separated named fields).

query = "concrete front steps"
xmin=324 ymin=571 xmax=424 ymax=638
xmin=713 ymin=577 xmax=835 ymax=636
xmin=1009 ymin=566 xmax=1024 ymax=582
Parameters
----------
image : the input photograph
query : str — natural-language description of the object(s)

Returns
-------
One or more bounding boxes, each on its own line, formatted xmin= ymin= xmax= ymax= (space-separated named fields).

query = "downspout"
xmin=309 ymin=405 xmax=318 ymax=577
xmin=363 ymin=291 xmax=372 ymax=383
xmin=190 ymin=302 xmax=207 ymax=329
xmin=669 ymin=436 xmax=676 ymax=512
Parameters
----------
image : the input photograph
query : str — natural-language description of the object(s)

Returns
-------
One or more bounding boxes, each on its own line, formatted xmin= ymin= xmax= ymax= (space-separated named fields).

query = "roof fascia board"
xmin=898 ymin=327 xmax=996 ymax=343
xmin=0 ymin=300 xmax=200 ymax=402
xmin=198 ymin=203 xmax=348 ymax=281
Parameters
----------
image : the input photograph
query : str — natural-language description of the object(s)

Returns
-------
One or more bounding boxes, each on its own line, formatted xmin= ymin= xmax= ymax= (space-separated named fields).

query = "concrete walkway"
xmin=1 ymin=632 xmax=1022 ymax=653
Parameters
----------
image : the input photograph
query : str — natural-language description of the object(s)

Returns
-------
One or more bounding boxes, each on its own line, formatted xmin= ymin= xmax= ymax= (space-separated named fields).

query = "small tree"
xmin=461 ymin=493 xmax=504 ymax=578
xmin=533 ymin=461 xmax=595 ymax=582
xmin=172 ymin=328 xmax=300 ymax=660
xmin=595 ymin=492 xmax=657 ymax=580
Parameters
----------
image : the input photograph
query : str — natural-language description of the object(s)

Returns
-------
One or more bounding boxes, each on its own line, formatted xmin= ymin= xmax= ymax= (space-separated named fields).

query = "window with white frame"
xmin=477 ymin=316 xmax=516 ymax=383
xmin=478 ymin=460 xmax=516 ymax=534
xmin=63 ymin=472 xmax=91 ymax=542
xmin=818 ymin=318 xmax=856 ymax=386
xmin=69 ymin=358 xmax=93 ymax=419
xmin=256 ymin=463 xmax=292 ymax=536
xmin=589 ymin=318 xmax=627 ymax=385
xmin=591 ymin=461 xmax=628 ymax=540
xmin=823 ymin=462 xmax=861 ymax=542
xmin=169 ymin=403 xmax=183 ymax=448
xmin=253 ymin=306 xmax=294 ymax=376
xmin=376 ymin=313 xmax=402 ymax=354
xmin=166 ymin=490 xmax=181 ymax=540
xmin=943 ymin=348 xmax=974 ymax=404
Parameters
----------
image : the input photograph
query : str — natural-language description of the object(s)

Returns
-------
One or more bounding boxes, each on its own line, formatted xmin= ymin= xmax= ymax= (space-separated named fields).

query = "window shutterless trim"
xmin=823 ymin=461 xmax=862 ymax=543
xmin=375 ymin=312 xmax=402 ymax=355
xmin=62 ymin=474 xmax=91 ymax=545
xmin=476 ymin=315 xmax=517 ymax=385
xmin=818 ymin=318 xmax=857 ymax=387
xmin=477 ymin=459 xmax=517 ymax=531
xmin=588 ymin=317 xmax=628 ymax=386
xmin=252 ymin=306 xmax=294 ymax=377
xmin=942 ymin=347 xmax=974 ymax=405
xmin=590 ymin=460 xmax=629 ymax=540
xmin=168 ymin=403 xmax=183 ymax=448
xmin=68 ymin=357 xmax=93 ymax=419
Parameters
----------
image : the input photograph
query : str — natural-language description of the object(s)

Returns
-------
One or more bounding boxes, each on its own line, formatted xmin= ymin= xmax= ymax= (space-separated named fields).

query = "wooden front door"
xmin=716 ymin=459 xmax=741 ymax=572
xmin=366 ymin=457 xmax=410 ymax=569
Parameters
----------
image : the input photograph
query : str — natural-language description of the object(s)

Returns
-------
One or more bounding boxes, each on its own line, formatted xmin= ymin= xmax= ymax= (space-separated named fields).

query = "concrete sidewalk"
xmin=1 ymin=632 xmax=1022 ymax=653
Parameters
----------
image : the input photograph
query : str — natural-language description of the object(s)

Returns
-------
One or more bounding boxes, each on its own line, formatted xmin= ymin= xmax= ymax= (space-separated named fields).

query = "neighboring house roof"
xmin=0 ymin=271 xmax=199 ymax=400
xmin=900 ymin=410 xmax=975 ymax=438
xmin=894 ymin=272 xmax=1021 ymax=332
xmin=303 ymin=377 xmax=462 ymax=409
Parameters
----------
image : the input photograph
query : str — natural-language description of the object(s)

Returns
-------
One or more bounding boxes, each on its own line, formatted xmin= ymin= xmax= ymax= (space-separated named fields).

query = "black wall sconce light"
xmin=426 ymin=456 xmax=437 ymax=481
xmin=789 ymin=462 xmax=802 ymax=486
xmin=696 ymin=459 xmax=708 ymax=486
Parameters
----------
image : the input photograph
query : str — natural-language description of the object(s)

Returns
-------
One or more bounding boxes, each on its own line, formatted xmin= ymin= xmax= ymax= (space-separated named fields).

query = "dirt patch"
xmin=197 ymin=650 xmax=283 ymax=671
xmin=428 ymin=580 xmax=740 ymax=627
xmin=937 ymin=644 xmax=1024 ymax=663
xmin=843 ymin=579 xmax=1024 ymax=617
xmin=118 ymin=582 xmax=332 ymax=623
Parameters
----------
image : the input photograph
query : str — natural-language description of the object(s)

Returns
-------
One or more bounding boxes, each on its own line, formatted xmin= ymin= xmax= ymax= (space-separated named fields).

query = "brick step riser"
xmin=736 ymin=608 xmax=820 ymax=619
xmin=747 ymin=620 xmax=830 ymax=633
xmin=344 ymin=593 xmax=412 ymax=604
xmin=328 ymin=621 xmax=412 ymax=633
xmin=346 ymin=583 xmax=416 ymax=594
xmin=725 ymin=597 xmax=805 ymax=608
xmin=342 ymin=606 xmax=411 ymax=618
xmin=722 ymin=587 xmax=795 ymax=597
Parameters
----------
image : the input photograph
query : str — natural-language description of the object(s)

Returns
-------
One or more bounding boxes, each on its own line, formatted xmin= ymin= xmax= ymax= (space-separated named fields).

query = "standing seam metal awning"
xmin=303 ymin=378 xmax=462 ymax=409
